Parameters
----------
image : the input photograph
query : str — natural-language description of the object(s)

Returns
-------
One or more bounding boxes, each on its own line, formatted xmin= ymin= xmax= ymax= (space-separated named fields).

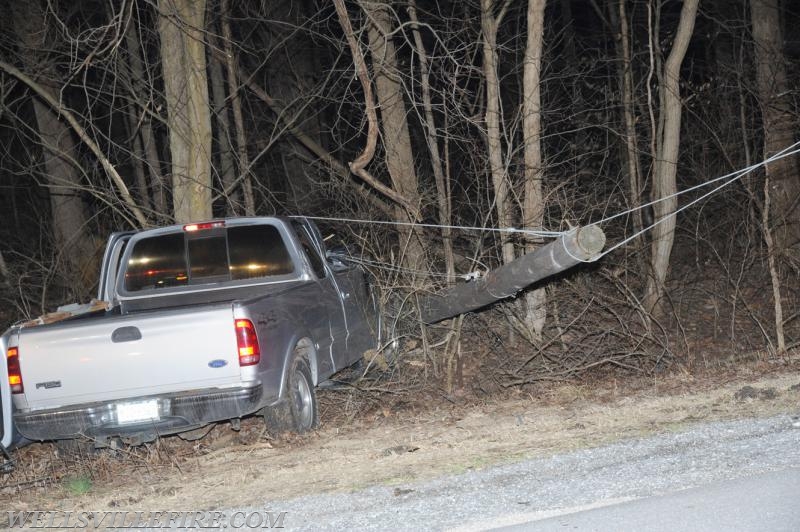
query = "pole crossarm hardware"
xmin=419 ymin=225 xmax=606 ymax=324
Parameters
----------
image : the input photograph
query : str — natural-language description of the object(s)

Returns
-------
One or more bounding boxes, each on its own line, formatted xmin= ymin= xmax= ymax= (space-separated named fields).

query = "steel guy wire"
xmin=585 ymin=142 xmax=800 ymax=262
xmin=340 ymin=254 xmax=453 ymax=279
xmin=290 ymin=215 xmax=567 ymax=238
xmin=296 ymin=140 xmax=800 ymax=275
xmin=588 ymin=140 xmax=800 ymax=227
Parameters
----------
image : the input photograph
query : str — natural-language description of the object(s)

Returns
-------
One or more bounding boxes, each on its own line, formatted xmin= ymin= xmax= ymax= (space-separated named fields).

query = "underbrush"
xmin=2 ymin=222 xmax=798 ymax=504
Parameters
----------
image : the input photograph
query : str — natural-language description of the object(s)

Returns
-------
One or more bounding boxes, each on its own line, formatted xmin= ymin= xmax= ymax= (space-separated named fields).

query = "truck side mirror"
xmin=326 ymin=246 xmax=351 ymax=273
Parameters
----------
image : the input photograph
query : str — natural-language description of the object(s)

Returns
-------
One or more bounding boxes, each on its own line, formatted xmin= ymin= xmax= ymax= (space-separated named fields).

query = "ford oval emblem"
xmin=208 ymin=359 xmax=228 ymax=368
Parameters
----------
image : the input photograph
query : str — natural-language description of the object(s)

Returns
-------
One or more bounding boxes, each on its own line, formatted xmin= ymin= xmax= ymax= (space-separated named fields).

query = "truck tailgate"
xmin=18 ymin=305 xmax=243 ymax=411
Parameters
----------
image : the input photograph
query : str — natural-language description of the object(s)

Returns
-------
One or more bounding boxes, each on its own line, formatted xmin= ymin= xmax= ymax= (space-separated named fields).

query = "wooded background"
xmin=0 ymin=0 xmax=797 ymax=389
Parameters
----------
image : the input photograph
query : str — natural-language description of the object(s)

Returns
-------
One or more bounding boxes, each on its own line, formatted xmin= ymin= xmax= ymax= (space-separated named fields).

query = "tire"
xmin=262 ymin=356 xmax=318 ymax=436
xmin=286 ymin=357 xmax=318 ymax=433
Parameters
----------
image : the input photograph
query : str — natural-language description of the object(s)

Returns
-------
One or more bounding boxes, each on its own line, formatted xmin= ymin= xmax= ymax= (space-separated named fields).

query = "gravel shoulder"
xmin=261 ymin=413 xmax=800 ymax=531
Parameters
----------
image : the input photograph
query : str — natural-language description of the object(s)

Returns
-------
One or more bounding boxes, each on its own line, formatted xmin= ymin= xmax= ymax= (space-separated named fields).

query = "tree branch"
xmin=333 ymin=0 xmax=416 ymax=215
xmin=216 ymin=60 xmax=393 ymax=217
xmin=0 ymin=60 xmax=149 ymax=228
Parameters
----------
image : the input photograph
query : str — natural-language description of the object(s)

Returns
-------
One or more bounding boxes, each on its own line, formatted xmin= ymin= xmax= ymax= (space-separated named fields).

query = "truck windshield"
xmin=124 ymin=225 xmax=294 ymax=292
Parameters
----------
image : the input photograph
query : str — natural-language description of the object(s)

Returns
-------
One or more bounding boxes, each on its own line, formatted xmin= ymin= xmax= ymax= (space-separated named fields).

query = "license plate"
xmin=116 ymin=400 xmax=160 ymax=424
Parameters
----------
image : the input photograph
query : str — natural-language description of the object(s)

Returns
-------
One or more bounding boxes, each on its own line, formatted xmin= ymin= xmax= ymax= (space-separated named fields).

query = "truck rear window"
xmin=124 ymin=225 xmax=294 ymax=292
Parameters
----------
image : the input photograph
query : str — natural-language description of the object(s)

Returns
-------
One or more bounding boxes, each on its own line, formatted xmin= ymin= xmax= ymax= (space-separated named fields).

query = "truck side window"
xmin=292 ymin=222 xmax=326 ymax=279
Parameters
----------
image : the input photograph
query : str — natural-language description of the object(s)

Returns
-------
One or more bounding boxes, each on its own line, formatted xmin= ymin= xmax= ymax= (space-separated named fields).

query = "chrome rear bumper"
xmin=15 ymin=382 xmax=262 ymax=444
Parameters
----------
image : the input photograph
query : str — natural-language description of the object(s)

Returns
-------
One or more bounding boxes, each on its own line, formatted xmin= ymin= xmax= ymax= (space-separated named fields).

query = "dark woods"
xmin=0 ymin=0 xmax=798 ymax=389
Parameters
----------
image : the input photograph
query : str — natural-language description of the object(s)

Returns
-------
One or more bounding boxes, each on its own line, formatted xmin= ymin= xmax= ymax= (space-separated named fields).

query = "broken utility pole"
xmin=419 ymin=225 xmax=606 ymax=324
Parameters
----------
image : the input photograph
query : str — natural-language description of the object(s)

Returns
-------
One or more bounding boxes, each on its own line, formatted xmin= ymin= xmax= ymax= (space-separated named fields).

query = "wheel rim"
xmin=291 ymin=368 xmax=313 ymax=429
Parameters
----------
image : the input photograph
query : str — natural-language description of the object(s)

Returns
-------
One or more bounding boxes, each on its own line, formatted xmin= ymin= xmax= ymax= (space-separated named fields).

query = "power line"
xmin=587 ymin=141 xmax=800 ymax=262
xmin=290 ymin=215 xmax=567 ymax=238
xmin=298 ymin=141 xmax=800 ymax=274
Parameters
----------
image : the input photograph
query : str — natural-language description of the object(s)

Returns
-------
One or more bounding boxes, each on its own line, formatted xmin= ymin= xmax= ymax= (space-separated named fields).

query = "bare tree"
xmin=610 ymin=0 xmax=645 ymax=249
xmin=207 ymin=30 xmax=241 ymax=214
xmin=481 ymin=0 xmax=515 ymax=266
xmin=643 ymin=0 xmax=699 ymax=315
xmin=749 ymin=0 xmax=799 ymax=354
xmin=409 ymin=0 xmax=455 ymax=282
xmin=522 ymin=0 xmax=547 ymax=339
xmin=361 ymin=1 xmax=427 ymax=271
xmin=750 ymin=0 xmax=800 ymax=259
xmin=333 ymin=0 xmax=426 ymax=272
xmin=219 ymin=0 xmax=255 ymax=215
xmin=123 ymin=5 xmax=168 ymax=218
xmin=8 ymin=1 xmax=104 ymax=294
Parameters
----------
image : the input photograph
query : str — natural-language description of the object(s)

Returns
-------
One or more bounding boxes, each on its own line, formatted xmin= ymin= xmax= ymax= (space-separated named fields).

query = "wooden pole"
xmin=419 ymin=225 xmax=606 ymax=324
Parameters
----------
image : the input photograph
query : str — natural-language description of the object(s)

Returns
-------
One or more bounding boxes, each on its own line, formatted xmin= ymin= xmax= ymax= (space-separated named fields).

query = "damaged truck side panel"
xmin=2 ymin=216 xmax=379 ymax=445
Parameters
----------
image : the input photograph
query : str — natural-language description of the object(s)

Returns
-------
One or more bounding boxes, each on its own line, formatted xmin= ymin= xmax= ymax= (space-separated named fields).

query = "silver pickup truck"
xmin=2 ymin=216 xmax=380 ymax=446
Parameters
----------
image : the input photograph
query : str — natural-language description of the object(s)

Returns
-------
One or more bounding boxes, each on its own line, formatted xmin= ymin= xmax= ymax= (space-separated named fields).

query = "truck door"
xmin=326 ymin=254 xmax=373 ymax=358
xmin=291 ymin=222 xmax=349 ymax=371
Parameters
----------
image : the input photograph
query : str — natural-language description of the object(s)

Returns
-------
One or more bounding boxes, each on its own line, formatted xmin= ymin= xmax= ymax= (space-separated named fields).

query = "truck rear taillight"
xmin=235 ymin=320 xmax=260 ymax=366
xmin=7 ymin=346 xmax=23 ymax=394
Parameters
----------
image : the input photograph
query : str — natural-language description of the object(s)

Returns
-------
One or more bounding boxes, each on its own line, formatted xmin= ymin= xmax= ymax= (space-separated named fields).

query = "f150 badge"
xmin=36 ymin=380 xmax=62 ymax=389
xmin=208 ymin=359 xmax=228 ymax=368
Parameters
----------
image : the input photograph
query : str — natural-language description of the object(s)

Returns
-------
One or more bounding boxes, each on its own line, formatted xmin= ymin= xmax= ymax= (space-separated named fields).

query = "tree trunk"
xmin=220 ymin=0 xmax=255 ymax=215
xmin=750 ymin=0 xmax=800 ymax=257
xmin=10 ymin=1 xmax=96 ymax=295
xmin=362 ymin=1 xmax=427 ymax=272
xmin=124 ymin=11 xmax=167 ymax=218
xmin=522 ymin=0 xmax=548 ymax=340
xmin=207 ymin=31 xmax=240 ymax=215
xmin=409 ymin=0 xmax=455 ymax=282
xmin=481 ymin=0 xmax=515 ymax=265
xmin=263 ymin=0 xmax=322 ymax=212
xmin=158 ymin=0 xmax=213 ymax=223
xmin=124 ymin=107 xmax=153 ymax=212
xmin=612 ymin=0 xmax=644 ymax=246
xmin=642 ymin=0 xmax=699 ymax=315
xmin=0 ymin=249 xmax=10 ymax=290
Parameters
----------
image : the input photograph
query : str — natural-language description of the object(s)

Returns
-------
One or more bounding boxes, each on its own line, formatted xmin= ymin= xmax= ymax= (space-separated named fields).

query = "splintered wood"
xmin=20 ymin=299 xmax=110 ymax=328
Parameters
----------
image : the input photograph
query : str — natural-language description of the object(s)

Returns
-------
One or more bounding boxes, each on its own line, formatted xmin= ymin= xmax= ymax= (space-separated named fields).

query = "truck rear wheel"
xmin=286 ymin=357 xmax=318 ymax=433
xmin=262 ymin=356 xmax=318 ymax=436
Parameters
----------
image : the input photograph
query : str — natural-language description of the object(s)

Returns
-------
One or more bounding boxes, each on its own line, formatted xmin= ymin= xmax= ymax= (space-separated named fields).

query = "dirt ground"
xmin=2 ymin=356 xmax=799 ymax=517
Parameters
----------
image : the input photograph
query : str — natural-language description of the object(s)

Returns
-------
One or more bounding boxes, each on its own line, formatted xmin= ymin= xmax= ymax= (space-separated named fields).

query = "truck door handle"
xmin=112 ymin=326 xmax=142 ymax=343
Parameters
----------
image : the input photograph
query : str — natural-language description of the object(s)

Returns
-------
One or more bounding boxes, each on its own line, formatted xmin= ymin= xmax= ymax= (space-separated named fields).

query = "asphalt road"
xmin=497 ymin=468 xmax=800 ymax=531
xmin=249 ymin=413 xmax=800 ymax=531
